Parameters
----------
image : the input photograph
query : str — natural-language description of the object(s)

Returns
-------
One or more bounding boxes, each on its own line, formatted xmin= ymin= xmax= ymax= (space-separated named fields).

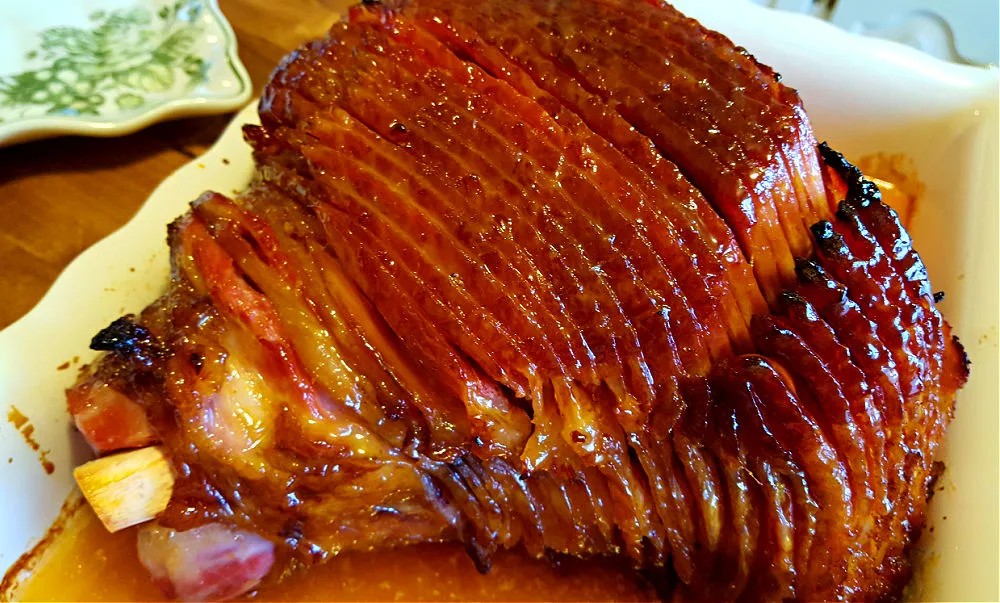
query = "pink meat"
xmin=67 ymin=378 xmax=158 ymax=454
xmin=137 ymin=522 xmax=276 ymax=602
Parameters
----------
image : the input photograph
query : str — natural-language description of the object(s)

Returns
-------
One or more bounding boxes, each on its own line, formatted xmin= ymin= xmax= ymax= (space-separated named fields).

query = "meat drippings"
xmin=5 ymin=503 xmax=655 ymax=602
xmin=6 ymin=406 xmax=54 ymax=474
xmin=856 ymin=153 xmax=925 ymax=228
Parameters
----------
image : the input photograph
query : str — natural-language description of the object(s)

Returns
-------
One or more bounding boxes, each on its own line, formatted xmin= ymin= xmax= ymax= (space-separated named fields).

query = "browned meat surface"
xmin=68 ymin=0 xmax=968 ymax=600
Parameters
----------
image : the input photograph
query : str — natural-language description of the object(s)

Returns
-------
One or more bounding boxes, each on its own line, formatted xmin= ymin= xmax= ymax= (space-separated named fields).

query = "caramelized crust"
xmin=69 ymin=1 xmax=968 ymax=600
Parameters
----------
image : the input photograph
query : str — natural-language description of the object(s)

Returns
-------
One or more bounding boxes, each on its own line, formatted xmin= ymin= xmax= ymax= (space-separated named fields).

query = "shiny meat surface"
xmin=137 ymin=523 xmax=275 ymax=601
xmin=68 ymin=0 xmax=968 ymax=600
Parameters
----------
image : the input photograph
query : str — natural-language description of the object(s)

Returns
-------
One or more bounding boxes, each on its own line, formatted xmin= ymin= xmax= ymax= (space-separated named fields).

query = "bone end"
xmin=73 ymin=445 xmax=175 ymax=533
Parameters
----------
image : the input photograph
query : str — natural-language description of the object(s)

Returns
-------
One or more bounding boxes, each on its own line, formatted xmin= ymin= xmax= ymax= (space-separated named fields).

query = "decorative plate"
xmin=0 ymin=0 xmax=251 ymax=147
xmin=0 ymin=0 xmax=997 ymax=600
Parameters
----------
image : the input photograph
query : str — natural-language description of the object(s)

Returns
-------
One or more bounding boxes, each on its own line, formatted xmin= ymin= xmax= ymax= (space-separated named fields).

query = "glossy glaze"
xmin=62 ymin=0 xmax=966 ymax=600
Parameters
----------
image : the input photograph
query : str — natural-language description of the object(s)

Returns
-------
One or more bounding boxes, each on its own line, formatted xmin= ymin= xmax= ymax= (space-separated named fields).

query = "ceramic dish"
xmin=0 ymin=0 xmax=251 ymax=147
xmin=1 ymin=0 xmax=996 ymax=599
xmin=757 ymin=0 xmax=998 ymax=66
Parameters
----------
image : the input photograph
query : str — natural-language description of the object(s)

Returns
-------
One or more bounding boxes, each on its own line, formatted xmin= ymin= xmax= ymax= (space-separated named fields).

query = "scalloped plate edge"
xmin=0 ymin=0 xmax=252 ymax=147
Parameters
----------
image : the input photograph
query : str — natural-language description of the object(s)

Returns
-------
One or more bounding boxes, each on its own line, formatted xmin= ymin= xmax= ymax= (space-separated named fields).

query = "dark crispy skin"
xmin=68 ymin=1 xmax=968 ymax=600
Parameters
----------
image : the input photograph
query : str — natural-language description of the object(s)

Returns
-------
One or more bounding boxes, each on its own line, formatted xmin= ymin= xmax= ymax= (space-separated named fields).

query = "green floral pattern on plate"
xmin=0 ymin=0 xmax=208 ymax=122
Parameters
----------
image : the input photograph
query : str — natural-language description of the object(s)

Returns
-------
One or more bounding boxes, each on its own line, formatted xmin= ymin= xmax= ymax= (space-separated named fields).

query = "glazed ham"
xmin=68 ymin=0 xmax=968 ymax=600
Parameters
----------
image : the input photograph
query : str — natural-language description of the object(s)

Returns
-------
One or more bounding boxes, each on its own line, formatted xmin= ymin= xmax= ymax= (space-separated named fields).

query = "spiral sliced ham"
xmin=68 ymin=0 xmax=968 ymax=600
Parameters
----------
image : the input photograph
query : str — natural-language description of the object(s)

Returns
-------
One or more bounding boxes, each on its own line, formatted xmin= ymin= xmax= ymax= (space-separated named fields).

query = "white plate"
xmin=1 ymin=0 xmax=997 ymax=599
xmin=0 ymin=0 xmax=251 ymax=147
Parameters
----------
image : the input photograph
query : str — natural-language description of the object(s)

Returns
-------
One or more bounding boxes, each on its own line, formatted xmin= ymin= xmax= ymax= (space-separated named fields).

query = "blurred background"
xmin=756 ymin=0 xmax=998 ymax=66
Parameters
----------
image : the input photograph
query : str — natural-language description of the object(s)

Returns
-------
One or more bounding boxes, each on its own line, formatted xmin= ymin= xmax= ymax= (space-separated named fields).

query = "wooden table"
xmin=0 ymin=0 xmax=354 ymax=330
